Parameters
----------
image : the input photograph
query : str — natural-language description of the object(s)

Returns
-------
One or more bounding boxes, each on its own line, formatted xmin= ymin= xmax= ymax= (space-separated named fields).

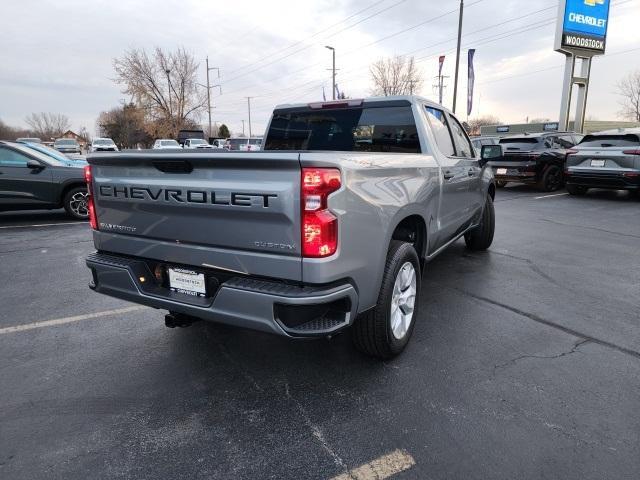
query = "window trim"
xmin=423 ymin=105 xmax=457 ymax=158
xmin=446 ymin=112 xmax=475 ymax=159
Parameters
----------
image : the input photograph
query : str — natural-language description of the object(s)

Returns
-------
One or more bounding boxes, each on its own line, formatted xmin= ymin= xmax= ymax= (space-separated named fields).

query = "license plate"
xmin=168 ymin=268 xmax=206 ymax=297
xmin=590 ymin=159 xmax=605 ymax=167
xmin=496 ymin=168 xmax=507 ymax=175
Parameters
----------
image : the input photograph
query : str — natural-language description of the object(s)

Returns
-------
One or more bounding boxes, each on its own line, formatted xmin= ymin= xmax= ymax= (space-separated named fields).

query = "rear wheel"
xmin=63 ymin=187 xmax=89 ymax=220
xmin=566 ymin=184 xmax=588 ymax=195
xmin=538 ymin=165 xmax=563 ymax=192
xmin=352 ymin=241 xmax=420 ymax=359
xmin=464 ymin=194 xmax=495 ymax=251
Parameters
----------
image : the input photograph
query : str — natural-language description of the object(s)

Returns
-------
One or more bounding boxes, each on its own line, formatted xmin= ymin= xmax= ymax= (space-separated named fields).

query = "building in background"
xmin=480 ymin=120 xmax=640 ymax=136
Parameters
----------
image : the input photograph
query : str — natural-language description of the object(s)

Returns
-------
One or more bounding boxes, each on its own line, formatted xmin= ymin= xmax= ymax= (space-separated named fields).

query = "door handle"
xmin=443 ymin=171 xmax=455 ymax=180
xmin=468 ymin=168 xmax=475 ymax=177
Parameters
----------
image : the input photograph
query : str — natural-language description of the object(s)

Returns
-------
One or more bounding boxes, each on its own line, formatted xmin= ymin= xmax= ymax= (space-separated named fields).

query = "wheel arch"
xmin=59 ymin=181 xmax=87 ymax=206
xmin=390 ymin=213 xmax=428 ymax=263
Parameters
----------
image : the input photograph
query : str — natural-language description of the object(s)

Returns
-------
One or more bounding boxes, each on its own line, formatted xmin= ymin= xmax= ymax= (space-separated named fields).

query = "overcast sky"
xmin=1 ymin=0 xmax=638 ymax=136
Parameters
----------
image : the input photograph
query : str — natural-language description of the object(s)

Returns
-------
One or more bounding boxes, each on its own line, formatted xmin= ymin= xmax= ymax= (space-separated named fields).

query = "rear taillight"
xmin=566 ymin=149 xmax=578 ymax=156
xmin=622 ymin=149 xmax=640 ymax=155
xmin=301 ymin=168 xmax=341 ymax=258
xmin=84 ymin=165 xmax=98 ymax=230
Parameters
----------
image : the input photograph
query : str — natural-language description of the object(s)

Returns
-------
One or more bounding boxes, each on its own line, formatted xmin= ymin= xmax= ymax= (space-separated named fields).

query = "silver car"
xmin=565 ymin=128 xmax=640 ymax=196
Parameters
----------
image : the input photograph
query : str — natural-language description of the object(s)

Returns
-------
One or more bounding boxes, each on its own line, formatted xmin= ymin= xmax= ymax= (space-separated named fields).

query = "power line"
xmin=220 ymin=0 xmax=409 ymax=85
xmin=214 ymin=0 xmax=634 ymax=110
xmin=216 ymin=2 xmax=558 ymax=102
xmin=223 ymin=0 xmax=390 ymax=77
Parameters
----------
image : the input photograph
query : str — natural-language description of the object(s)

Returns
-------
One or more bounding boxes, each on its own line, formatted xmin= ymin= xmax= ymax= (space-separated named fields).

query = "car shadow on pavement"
xmin=0 ymin=209 xmax=85 ymax=226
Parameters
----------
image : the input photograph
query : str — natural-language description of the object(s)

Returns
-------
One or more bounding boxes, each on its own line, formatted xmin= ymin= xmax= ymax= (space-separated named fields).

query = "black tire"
xmin=496 ymin=180 xmax=507 ymax=188
xmin=537 ymin=165 xmax=563 ymax=192
xmin=464 ymin=194 xmax=495 ymax=251
xmin=352 ymin=241 xmax=421 ymax=359
xmin=63 ymin=186 xmax=89 ymax=220
xmin=566 ymin=184 xmax=588 ymax=195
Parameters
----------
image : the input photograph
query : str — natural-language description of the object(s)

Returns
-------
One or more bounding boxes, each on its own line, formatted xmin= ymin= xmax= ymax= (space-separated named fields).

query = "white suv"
xmin=183 ymin=138 xmax=213 ymax=149
xmin=152 ymin=139 xmax=181 ymax=149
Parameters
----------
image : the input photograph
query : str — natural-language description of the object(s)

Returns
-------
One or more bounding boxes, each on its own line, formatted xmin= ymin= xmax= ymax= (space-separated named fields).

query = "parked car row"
xmin=0 ymin=141 xmax=89 ymax=219
xmin=481 ymin=128 xmax=640 ymax=197
xmin=152 ymin=137 xmax=263 ymax=151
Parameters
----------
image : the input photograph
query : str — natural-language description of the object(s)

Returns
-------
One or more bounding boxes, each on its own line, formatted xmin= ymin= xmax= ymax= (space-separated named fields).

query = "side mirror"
xmin=479 ymin=144 xmax=503 ymax=167
xmin=26 ymin=159 xmax=43 ymax=170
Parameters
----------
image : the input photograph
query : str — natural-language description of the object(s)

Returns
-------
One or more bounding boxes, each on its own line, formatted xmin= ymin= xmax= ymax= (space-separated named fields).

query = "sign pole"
xmin=558 ymin=54 xmax=575 ymax=132
xmin=554 ymin=0 xmax=610 ymax=134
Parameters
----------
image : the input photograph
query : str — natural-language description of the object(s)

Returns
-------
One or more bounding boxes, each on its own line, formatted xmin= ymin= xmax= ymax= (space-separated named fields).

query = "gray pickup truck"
xmin=85 ymin=96 xmax=499 ymax=358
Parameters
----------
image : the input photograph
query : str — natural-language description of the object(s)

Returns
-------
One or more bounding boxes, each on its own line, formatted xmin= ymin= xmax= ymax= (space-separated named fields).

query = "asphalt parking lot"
xmin=1 ymin=186 xmax=639 ymax=480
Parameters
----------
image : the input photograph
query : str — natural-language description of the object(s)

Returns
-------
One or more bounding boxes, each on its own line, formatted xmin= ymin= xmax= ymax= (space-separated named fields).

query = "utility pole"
xmin=325 ymin=46 xmax=336 ymax=100
xmin=204 ymin=57 xmax=220 ymax=139
xmin=245 ymin=97 xmax=254 ymax=138
xmin=452 ymin=0 xmax=464 ymax=114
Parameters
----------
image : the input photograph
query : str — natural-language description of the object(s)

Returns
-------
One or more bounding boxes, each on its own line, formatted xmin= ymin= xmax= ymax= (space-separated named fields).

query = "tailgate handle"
xmin=152 ymin=160 xmax=193 ymax=174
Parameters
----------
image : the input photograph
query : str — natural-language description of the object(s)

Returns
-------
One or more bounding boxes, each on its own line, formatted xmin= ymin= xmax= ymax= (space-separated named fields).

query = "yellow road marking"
xmin=330 ymin=449 xmax=415 ymax=480
xmin=0 ymin=306 xmax=147 ymax=335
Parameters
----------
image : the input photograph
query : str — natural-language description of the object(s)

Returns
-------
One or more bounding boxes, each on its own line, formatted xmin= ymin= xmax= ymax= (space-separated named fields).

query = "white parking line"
xmin=535 ymin=192 xmax=569 ymax=200
xmin=0 ymin=222 xmax=85 ymax=229
xmin=0 ymin=306 xmax=147 ymax=335
xmin=330 ymin=449 xmax=415 ymax=480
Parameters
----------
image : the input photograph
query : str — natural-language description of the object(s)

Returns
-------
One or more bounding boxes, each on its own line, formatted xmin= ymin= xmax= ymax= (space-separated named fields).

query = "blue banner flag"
xmin=467 ymin=49 xmax=476 ymax=117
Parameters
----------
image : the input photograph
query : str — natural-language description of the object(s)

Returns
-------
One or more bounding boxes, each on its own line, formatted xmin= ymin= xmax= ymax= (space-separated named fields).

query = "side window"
xmin=448 ymin=114 xmax=474 ymax=157
xmin=0 ymin=147 xmax=31 ymax=167
xmin=557 ymin=135 xmax=575 ymax=148
xmin=543 ymin=136 xmax=556 ymax=148
xmin=353 ymin=106 xmax=421 ymax=154
xmin=424 ymin=106 xmax=455 ymax=156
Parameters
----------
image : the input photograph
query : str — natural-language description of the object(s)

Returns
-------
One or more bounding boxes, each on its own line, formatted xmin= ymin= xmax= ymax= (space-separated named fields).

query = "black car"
xmin=488 ymin=132 xmax=583 ymax=191
xmin=0 ymin=141 xmax=89 ymax=219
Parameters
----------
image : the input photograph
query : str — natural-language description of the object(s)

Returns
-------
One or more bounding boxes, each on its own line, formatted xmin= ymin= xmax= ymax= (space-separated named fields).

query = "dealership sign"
xmin=555 ymin=0 xmax=610 ymax=55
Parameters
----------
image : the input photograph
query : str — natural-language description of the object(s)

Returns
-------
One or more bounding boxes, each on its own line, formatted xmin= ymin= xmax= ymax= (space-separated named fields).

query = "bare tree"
xmin=97 ymin=103 xmax=151 ymax=148
xmin=616 ymin=70 xmax=640 ymax=122
xmin=369 ymin=56 xmax=424 ymax=96
xmin=467 ymin=115 xmax=501 ymax=136
xmin=113 ymin=47 xmax=207 ymax=138
xmin=24 ymin=112 xmax=71 ymax=139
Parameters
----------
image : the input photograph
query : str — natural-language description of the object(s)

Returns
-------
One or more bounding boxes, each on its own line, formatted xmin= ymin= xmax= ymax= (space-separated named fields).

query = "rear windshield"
xmin=161 ymin=140 xmax=179 ymax=146
xmin=499 ymin=137 xmax=541 ymax=150
xmin=264 ymin=106 xmax=421 ymax=153
xmin=56 ymin=139 xmax=78 ymax=145
xmin=578 ymin=134 xmax=640 ymax=148
xmin=93 ymin=139 xmax=114 ymax=145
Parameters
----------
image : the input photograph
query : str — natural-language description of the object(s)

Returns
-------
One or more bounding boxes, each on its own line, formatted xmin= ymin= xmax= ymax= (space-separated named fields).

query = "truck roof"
xmin=274 ymin=95 xmax=451 ymax=114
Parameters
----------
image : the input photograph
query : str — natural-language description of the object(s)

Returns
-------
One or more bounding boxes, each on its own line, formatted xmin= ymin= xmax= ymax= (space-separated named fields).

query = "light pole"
xmin=452 ymin=0 xmax=464 ymax=114
xmin=325 ymin=46 xmax=336 ymax=100
xmin=241 ymin=120 xmax=245 ymax=136
xmin=245 ymin=97 xmax=254 ymax=138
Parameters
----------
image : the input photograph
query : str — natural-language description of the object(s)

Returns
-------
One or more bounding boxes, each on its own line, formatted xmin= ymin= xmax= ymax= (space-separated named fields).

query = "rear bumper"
xmin=565 ymin=168 xmax=640 ymax=190
xmin=488 ymin=161 xmax=539 ymax=183
xmin=86 ymin=252 xmax=358 ymax=337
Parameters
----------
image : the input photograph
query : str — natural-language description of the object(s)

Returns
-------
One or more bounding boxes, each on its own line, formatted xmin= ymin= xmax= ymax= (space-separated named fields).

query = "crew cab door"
xmin=0 ymin=145 xmax=53 ymax=207
xmin=423 ymin=106 xmax=477 ymax=250
xmin=446 ymin=112 xmax=483 ymax=216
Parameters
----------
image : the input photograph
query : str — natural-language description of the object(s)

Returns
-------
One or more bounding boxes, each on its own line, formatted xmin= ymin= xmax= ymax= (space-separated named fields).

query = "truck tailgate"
xmin=88 ymin=151 xmax=303 ymax=281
